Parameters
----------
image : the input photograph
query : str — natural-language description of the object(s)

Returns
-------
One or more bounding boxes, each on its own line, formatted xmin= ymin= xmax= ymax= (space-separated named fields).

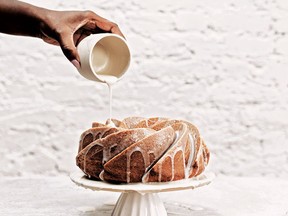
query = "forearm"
xmin=0 ymin=1 xmax=124 ymax=64
xmin=0 ymin=0 xmax=48 ymax=37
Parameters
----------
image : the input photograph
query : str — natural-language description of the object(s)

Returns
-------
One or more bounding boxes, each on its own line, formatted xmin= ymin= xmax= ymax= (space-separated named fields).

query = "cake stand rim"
xmin=70 ymin=170 xmax=215 ymax=193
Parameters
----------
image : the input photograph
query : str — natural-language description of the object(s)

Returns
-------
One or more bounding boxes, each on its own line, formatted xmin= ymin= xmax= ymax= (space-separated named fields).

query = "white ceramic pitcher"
xmin=76 ymin=33 xmax=131 ymax=83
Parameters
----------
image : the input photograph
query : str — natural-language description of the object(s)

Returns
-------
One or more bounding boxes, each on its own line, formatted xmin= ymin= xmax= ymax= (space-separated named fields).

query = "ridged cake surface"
xmin=76 ymin=117 xmax=210 ymax=183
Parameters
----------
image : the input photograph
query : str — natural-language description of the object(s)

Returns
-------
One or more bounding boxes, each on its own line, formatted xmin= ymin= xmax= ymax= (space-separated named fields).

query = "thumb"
xmin=59 ymin=34 xmax=81 ymax=69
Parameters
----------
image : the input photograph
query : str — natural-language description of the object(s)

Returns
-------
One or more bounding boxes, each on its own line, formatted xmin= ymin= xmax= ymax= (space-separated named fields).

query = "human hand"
xmin=39 ymin=10 xmax=124 ymax=69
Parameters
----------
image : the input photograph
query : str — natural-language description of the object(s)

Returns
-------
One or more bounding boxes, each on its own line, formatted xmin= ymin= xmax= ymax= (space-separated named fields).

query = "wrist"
xmin=0 ymin=0 xmax=53 ymax=38
xmin=22 ymin=4 xmax=52 ymax=38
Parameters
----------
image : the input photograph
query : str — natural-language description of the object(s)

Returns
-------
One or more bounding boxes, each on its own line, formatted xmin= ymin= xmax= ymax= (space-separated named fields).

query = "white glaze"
xmin=80 ymin=118 xmax=206 ymax=184
xmin=82 ymin=129 xmax=110 ymax=176
xmin=184 ymin=133 xmax=195 ymax=179
xmin=141 ymin=122 xmax=201 ymax=182
xmin=123 ymin=127 xmax=175 ymax=183
xmin=83 ymin=141 xmax=102 ymax=175
xmin=97 ymin=75 xmax=118 ymax=127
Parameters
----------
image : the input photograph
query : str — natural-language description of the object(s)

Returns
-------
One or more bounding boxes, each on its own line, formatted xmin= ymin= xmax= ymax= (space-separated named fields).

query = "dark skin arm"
xmin=0 ymin=0 xmax=124 ymax=68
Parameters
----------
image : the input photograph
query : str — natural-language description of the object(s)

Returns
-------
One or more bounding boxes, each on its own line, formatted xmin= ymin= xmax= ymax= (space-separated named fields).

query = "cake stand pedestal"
xmin=70 ymin=171 xmax=215 ymax=216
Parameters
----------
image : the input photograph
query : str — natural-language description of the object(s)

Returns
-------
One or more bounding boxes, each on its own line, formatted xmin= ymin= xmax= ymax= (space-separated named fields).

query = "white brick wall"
xmin=0 ymin=0 xmax=287 ymax=178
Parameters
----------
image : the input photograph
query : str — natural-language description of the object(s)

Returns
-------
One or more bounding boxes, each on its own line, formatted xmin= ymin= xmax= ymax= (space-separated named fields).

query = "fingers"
xmin=83 ymin=11 xmax=125 ymax=38
xmin=43 ymin=10 xmax=125 ymax=69
xmin=95 ymin=20 xmax=124 ymax=38
xmin=59 ymin=32 xmax=80 ymax=69
xmin=74 ymin=29 xmax=92 ymax=46
xmin=110 ymin=24 xmax=125 ymax=38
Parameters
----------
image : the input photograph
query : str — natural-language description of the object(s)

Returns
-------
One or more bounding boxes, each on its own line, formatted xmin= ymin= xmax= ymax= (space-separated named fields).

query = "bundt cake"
xmin=76 ymin=117 xmax=210 ymax=183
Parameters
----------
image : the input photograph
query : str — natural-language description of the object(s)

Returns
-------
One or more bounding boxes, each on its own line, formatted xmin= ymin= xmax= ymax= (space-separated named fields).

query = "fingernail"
xmin=71 ymin=59 xmax=80 ymax=70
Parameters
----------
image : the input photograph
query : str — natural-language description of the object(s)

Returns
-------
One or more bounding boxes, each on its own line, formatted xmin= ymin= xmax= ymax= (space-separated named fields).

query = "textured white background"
xmin=0 ymin=0 xmax=287 ymax=178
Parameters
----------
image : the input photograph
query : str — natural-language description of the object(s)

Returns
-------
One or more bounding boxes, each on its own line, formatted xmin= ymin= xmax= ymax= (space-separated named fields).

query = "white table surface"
xmin=0 ymin=174 xmax=287 ymax=216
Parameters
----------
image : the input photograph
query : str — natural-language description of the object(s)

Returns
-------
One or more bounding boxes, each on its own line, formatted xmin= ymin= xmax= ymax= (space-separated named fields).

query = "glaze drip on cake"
xmin=76 ymin=117 xmax=210 ymax=183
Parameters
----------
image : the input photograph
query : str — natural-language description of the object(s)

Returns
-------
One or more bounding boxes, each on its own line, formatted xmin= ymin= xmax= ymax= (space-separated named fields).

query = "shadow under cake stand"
xmin=70 ymin=171 xmax=215 ymax=216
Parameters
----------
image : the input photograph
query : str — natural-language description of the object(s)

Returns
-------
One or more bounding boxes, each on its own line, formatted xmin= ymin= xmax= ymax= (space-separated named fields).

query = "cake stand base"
xmin=112 ymin=192 xmax=167 ymax=216
xmin=70 ymin=171 xmax=215 ymax=216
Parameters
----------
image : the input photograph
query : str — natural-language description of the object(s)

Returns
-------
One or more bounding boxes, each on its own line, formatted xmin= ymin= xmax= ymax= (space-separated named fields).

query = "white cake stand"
xmin=70 ymin=171 xmax=215 ymax=216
